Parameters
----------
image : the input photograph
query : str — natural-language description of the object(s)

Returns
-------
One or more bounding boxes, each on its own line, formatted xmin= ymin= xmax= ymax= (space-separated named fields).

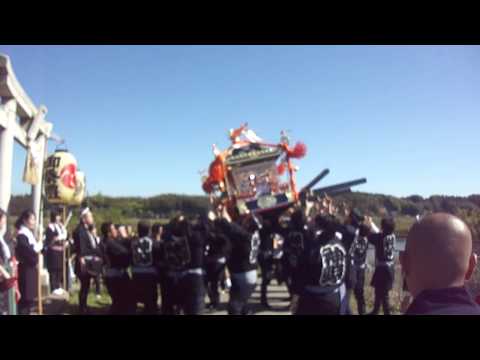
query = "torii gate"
xmin=0 ymin=54 xmax=59 ymax=313
xmin=0 ymin=53 xmax=54 ymax=236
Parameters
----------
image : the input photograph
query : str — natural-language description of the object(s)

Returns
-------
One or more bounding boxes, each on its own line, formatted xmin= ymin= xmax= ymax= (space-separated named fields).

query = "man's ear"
xmin=465 ymin=253 xmax=477 ymax=281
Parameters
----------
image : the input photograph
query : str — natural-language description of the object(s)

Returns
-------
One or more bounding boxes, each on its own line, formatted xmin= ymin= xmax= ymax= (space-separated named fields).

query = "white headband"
xmin=81 ymin=207 xmax=91 ymax=217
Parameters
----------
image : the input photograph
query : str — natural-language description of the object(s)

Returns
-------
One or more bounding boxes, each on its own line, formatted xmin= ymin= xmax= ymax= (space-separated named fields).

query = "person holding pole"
xmin=89 ymin=225 xmax=102 ymax=300
xmin=15 ymin=210 xmax=42 ymax=315
xmin=61 ymin=209 xmax=73 ymax=293
xmin=44 ymin=210 xmax=68 ymax=294
xmin=73 ymin=207 xmax=102 ymax=314
xmin=214 ymin=208 xmax=259 ymax=316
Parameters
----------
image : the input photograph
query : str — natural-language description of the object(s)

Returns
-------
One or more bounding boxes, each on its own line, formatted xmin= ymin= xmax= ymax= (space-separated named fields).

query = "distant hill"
xmin=334 ymin=192 xmax=480 ymax=218
xmin=9 ymin=192 xmax=480 ymax=241
xmin=333 ymin=192 xmax=480 ymax=242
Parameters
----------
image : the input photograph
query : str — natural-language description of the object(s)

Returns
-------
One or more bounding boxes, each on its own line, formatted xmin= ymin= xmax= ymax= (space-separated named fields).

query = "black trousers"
xmin=78 ymin=274 xmax=93 ymax=314
xmin=349 ymin=267 xmax=366 ymax=315
xmin=157 ymin=272 xmax=168 ymax=314
xmin=295 ymin=286 xmax=348 ymax=315
xmin=48 ymin=268 xmax=63 ymax=292
xmin=219 ymin=268 xmax=227 ymax=290
xmin=205 ymin=261 xmax=226 ymax=308
xmin=18 ymin=300 xmax=35 ymax=315
xmin=160 ymin=272 xmax=180 ymax=315
xmin=354 ymin=287 xmax=366 ymax=315
xmin=94 ymin=275 xmax=101 ymax=295
xmin=280 ymin=258 xmax=294 ymax=297
xmin=178 ymin=274 xmax=205 ymax=315
xmin=370 ymin=266 xmax=394 ymax=315
xmin=371 ymin=286 xmax=391 ymax=315
xmin=259 ymin=259 xmax=274 ymax=305
xmin=132 ymin=274 xmax=158 ymax=314
xmin=66 ymin=257 xmax=72 ymax=291
xmin=105 ymin=274 xmax=135 ymax=315
xmin=159 ymin=272 xmax=205 ymax=315
xmin=228 ymin=271 xmax=257 ymax=315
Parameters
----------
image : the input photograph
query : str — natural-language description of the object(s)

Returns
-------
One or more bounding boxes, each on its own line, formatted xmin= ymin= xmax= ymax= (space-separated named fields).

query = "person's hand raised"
xmin=305 ymin=193 xmax=315 ymax=217
xmin=364 ymin=215 xmax=372 ymax=225
xmin=325 ymin=195 xmax=336 ymax=216
xmin=221 ymin=205 xmax=232 ymax=223
xmin=342 ymin=202 xmax=350 ymax=217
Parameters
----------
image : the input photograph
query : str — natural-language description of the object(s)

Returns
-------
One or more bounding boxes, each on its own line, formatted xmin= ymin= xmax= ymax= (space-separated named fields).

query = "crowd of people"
xmin=0 ymin=193 xmax=479 ymax=315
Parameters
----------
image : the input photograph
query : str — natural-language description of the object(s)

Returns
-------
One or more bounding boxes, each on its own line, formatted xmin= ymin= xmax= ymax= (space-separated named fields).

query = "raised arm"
xmin=365 ymin=216 xmax=380 ymax=234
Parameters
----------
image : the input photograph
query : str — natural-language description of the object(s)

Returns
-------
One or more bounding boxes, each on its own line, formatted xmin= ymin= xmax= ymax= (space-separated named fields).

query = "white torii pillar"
xmin=0 ymin=54 xmax=53 ymax=233
xmin=0 ymin=54 xmax=57 ymax=311
xmin=0 ymin=101 xmax=48 ymax=230
xmin=0 ymin=99 xmax=16 ymax=212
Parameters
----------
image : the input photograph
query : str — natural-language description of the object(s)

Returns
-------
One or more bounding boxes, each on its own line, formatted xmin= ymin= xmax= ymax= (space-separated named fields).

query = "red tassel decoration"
xmin=209 ymin=157 xmax=224 ymax=183
xmin=277 ymin=162 xmax=286 ymax=175
xmin=288 ymin=141 xmax=307 ymax=159
xmin=202 ymin=179 xmax=213 ymax=194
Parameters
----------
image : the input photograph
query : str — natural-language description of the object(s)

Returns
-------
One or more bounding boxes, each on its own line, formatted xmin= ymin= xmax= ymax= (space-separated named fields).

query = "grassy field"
xmin=369 ymin=215 xmax=414 ymax=237
xmin=65 ymin=283 xmax=112 ymax=315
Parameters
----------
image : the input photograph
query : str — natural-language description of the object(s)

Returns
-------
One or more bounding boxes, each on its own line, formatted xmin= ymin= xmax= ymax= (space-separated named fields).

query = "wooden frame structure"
xmin=0 ymin=54 xmax=58 ymax=314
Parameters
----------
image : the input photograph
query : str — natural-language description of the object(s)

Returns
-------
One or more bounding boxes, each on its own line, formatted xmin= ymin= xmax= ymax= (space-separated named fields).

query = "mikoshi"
xmin=201 ymin=123 xmax=368 ymax=221
xmin=201 ymin=123 xmax=307 ymax=219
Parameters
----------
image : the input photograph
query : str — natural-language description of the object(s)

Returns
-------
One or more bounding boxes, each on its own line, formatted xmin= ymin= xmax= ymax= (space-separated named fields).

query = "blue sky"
xmin=2 ymin=45 xmax=479 ymax=198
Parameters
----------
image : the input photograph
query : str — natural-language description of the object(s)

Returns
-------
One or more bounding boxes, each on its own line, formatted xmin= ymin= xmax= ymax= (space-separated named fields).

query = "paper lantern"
xmin=44 ymin=150 xmax=86 ymax=205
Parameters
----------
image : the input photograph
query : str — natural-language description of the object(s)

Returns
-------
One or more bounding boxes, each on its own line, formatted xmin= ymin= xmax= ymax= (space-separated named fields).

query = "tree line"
xmin=7 ymin=192 xmax=480 ymax=241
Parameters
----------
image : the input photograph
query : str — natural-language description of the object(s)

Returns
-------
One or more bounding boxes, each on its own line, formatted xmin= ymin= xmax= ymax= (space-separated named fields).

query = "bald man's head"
xmin=401 ymin=213 xmax=477 ymax=298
